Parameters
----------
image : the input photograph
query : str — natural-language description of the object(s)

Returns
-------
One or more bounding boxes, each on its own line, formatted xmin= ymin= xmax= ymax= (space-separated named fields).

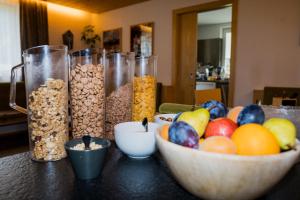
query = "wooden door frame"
xmin=172 ymin=0 xmax=238 ymax=107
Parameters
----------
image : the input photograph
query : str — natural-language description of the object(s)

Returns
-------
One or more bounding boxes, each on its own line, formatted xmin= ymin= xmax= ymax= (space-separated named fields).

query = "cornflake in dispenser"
xmin=132 ymin=56 xmax=157 ymax=122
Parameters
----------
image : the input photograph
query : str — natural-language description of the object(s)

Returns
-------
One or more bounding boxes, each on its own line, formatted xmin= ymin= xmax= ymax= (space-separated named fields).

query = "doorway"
xmin=197 ymin=7 xmax=232 ymax=106
xmin=172 ymin=0 xmax=237 ymax=107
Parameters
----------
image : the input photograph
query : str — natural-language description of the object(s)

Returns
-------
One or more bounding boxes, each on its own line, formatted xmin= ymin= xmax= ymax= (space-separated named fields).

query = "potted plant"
xmin=81 ymin=25 xmax=101 ymax=48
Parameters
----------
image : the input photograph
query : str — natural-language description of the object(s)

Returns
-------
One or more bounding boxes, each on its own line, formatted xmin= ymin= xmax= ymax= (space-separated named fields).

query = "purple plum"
xmin=237 ymin=104 xmax=265 ymax=126
xmin=168 ymin=121 xmax=199 ymax=149
xmin=201 ymin=100 xmax=228 ymax=120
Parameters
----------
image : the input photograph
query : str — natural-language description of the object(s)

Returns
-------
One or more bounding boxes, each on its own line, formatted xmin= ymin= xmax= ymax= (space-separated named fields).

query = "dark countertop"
xmin=1 ymin=143 xmax=300 ymax=200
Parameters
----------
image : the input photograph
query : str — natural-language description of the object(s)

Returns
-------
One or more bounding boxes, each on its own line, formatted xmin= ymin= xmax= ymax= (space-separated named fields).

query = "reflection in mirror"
xmin=197 ymin=7 xmax=232 ymax=80
xmin=103 ymin=28 xmax=122 ymax=53
xmin=196 ymin=6 xmax=232 ymax=105
xmin=130 ymin=22 xmax=154 ymax=57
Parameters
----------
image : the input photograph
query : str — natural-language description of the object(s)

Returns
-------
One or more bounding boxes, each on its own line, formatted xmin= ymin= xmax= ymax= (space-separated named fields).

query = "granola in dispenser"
xmin=28 ymin=78 xmax=68 ymax=161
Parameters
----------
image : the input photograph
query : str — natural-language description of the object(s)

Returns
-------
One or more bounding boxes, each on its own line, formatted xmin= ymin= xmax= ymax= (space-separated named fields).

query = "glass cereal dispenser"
xmin=105 ymin=52 xmax=134 ymax=140
xmin=132 ymin=56 xmax=157 ymax=122
xmin=69 ymin=49 xmax=106 ymax=139
xmin=10 ymin=45 xmax=69 ymax=161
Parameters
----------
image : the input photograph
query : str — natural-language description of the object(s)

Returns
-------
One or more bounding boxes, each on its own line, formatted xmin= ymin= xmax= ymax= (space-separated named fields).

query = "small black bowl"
xmin=65 ymin=138 xmax=111 ymax=180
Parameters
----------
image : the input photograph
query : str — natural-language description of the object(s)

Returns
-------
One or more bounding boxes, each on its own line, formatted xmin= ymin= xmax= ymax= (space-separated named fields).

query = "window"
xmin=221 ymin=27 xmax=231 ymax=79
xmin=0 ymin=0 xmax=21 ymax=82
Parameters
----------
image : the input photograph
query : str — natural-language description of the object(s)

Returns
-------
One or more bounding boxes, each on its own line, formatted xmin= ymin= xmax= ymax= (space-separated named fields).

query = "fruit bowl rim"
xmin=156 ymin=131 xmax=300 ymax=161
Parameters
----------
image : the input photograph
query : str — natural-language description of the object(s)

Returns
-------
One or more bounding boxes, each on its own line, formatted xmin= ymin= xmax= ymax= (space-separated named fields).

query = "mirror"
xmin=130 ymin=22 xmax=154 ymax=57
xmin=196 ymin=6 xmax=232 ymax=105
xmin=103 ymin=28 xmax=122 ymax=53
xmin=197 ymin=7 xmax=232 ymax=81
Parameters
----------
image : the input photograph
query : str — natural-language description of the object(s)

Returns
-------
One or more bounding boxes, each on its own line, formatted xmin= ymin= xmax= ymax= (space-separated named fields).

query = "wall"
xmin=234 ymin=0 xmax=300 ymax=105
xmin=47 ymin=2 xmax=93 ymax=51
xmin=198 ymin=23 xmax=231 ymax=40
xmin=47 ymin=0 xmax=300 ymax=105
xmin=91 ymin=0 xmax=215 ymax=85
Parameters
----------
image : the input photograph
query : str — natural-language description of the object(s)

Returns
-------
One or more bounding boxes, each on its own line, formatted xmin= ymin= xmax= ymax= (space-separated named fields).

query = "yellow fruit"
xmin=231 ymin=124 xmax=280 ymax=156
xmin=199 ymin=138 xmax=205 ymax=144
xmin=160 ymin=124 xmax=170 ymax=141
xmin=200 ymin=136 xmax=237 ymax=154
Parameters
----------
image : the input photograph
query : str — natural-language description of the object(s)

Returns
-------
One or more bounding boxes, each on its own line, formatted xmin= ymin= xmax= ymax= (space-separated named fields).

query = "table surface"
xmin=1 ymin=144 xmax=300 ymax=200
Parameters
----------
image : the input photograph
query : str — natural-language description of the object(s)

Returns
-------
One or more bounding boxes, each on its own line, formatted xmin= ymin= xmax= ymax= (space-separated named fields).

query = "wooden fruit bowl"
xmin=156 ymin=132 xmax=300 ymax=200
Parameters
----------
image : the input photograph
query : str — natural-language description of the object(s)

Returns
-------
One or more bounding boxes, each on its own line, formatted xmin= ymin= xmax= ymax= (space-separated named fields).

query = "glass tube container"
xmin=105 ymin=52 xmax=134 ymax=140
xmin=69 ymin=49 xmax=105 ymax=138
xmin=10 ymin=45 xmax=69 ymax=161
xmin=132 ymin=56 xmax=157 ymax=122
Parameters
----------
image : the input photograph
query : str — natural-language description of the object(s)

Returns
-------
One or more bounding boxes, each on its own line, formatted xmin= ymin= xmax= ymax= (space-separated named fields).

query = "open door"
xmin=174 ymin=12 xmax=197 ymax=104
xmin=172 ymin=0 xmax=237 ymax=107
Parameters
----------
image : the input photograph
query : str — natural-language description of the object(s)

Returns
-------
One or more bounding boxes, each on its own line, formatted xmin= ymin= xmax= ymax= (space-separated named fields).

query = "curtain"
xmin=20 ymin=0 xmax=49 ymax=51
xmin=0 ymin=0 xmax=21 ymax=82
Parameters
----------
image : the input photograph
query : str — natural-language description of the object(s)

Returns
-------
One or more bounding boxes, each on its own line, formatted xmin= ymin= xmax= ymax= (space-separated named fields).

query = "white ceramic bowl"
xmin=156 ymin=132 xmax=300 ymax=200
xmin=114 ymin=122 xmax=160 ymax=159
xmin=154 ymin=114 xmax=177 ymax=126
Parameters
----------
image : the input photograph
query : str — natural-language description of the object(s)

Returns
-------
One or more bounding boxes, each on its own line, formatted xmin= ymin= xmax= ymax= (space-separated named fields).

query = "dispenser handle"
xmin=9 ymin=64 xmax=27 ymax=114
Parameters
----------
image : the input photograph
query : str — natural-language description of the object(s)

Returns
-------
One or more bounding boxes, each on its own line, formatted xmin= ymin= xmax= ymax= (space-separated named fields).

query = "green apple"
xmin=263 ymin=118 xmax=297 ymax=150
xmin=177 ymin=108 xmax=210 ymax=137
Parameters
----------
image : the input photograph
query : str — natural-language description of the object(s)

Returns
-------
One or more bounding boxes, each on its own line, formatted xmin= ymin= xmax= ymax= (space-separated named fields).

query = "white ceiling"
xmin=198 ymin=7 xmax=232 ymax=25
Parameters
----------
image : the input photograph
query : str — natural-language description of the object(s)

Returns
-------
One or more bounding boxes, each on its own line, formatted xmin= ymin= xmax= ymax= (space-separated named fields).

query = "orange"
xmin=231 ymin=123 xmax=280 ymax=156
xmin=200 ymin=136 xmax=237 ymax=154
xmin=227 ymin=106 xmax=243 ymax=123
xmin=160 ymin=124 xmax=170 ymax=141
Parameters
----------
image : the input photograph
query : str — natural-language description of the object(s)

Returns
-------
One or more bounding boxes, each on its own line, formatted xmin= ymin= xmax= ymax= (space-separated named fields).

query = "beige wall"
xmin=47 ymin=2 xmax=93 ymax=51
xmin=234 ymin=0 xmax=300 ymax=105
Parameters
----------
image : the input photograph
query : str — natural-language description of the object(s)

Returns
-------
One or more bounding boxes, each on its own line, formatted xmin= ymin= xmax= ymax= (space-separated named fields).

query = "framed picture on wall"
xmin=103 ymin=28 xmax=122 ymax=53
xmin=130 ymin=22 xmax=154 ymax=57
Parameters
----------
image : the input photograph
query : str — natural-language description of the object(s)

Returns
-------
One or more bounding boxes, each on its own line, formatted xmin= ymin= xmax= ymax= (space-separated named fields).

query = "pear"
xmin=177 ymin=108 xmax=210 ymax=137
xmin=263 ymin=118 xmax=297 ymax=150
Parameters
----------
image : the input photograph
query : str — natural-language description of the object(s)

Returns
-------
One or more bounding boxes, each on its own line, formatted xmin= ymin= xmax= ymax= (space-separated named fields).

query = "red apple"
xmin=205 ymin=118 xmax=238 ymax=138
